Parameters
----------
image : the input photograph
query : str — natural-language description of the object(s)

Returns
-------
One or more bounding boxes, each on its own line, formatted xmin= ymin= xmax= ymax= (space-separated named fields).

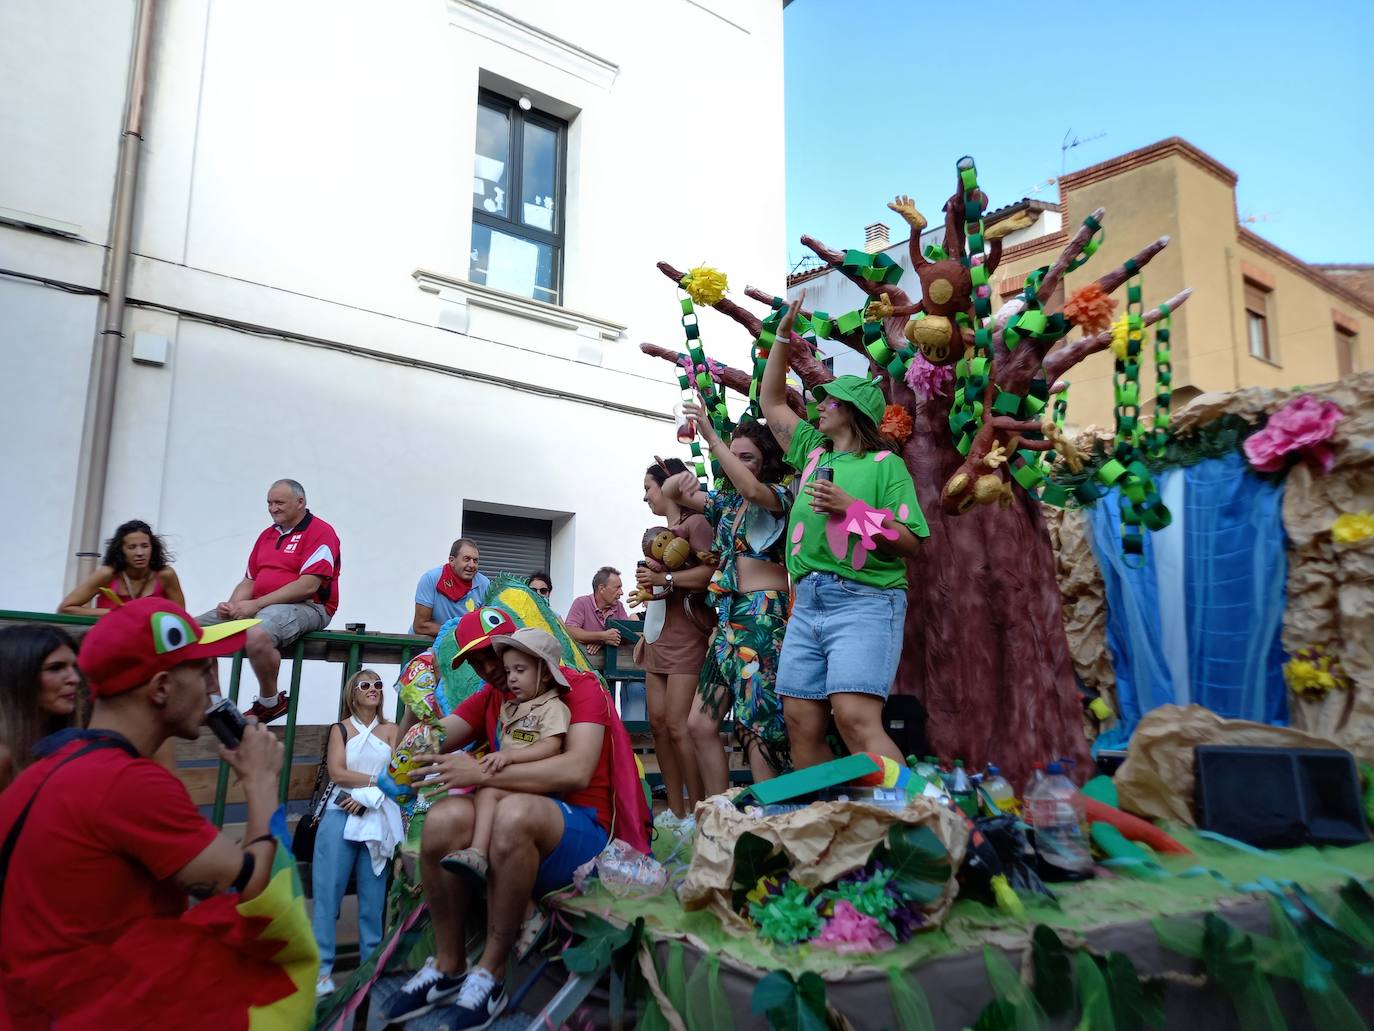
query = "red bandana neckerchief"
xmin=436 ymin=570 xmax=473 ymax=603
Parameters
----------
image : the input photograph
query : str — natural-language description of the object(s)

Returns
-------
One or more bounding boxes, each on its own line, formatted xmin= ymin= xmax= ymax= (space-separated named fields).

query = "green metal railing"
xmin=0 ymin=610 xmax=655 ymax=823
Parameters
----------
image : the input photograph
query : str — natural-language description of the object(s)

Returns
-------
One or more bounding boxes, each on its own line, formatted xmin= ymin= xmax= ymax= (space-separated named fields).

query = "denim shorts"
xmin=534 ymin=801 xmax=608 ymax=897
xmin=775 ymin=573 xmax=907 ymax=701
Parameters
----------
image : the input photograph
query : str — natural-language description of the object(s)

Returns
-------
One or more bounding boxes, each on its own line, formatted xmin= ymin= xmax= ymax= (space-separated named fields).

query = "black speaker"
xmin=1194 ymin=745 xmax=1370 ymax=849
xmin=882 ymin=695 xmax=930 ymax=760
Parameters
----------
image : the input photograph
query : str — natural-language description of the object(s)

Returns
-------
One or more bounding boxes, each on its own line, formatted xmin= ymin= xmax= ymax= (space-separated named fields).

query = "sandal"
xmin=514 ymin=905 xmax=550 ymax=963
xmin=440 ymin=848 xmax=489 ymax=884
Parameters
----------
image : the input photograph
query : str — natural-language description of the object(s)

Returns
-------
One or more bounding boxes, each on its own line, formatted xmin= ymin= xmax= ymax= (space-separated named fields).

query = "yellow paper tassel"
xmin=1333 ymin=512 xmax=1374 ymax=544
xmin=990 ymin=874 xmax=1024 ymax=918
xmin=681 ymin=265 xmax=729 ymax=306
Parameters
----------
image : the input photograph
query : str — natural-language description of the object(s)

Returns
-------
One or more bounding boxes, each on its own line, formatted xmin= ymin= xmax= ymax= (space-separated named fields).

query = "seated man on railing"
xmin=383 ymin=606 xmax=646 ymax=1029
xmin=562 ymin=565 xmax=629 ymax=656
xmin=199 ymin=478 xmax=341 ymax=723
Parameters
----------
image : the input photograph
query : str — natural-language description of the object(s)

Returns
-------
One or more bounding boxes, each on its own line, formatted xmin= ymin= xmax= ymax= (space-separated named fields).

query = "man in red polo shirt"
xmin=201 ymin=478 xmax=341 ymax=722
xmin=0 ymin=599 xmax=289 ymax=1027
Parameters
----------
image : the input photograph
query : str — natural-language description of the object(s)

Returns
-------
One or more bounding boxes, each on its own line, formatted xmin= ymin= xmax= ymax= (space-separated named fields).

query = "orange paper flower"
xmin=880 ymin=403 xmax=914 ymax=444
xmin=1063 ymin=284 xmax=1116 ymax=335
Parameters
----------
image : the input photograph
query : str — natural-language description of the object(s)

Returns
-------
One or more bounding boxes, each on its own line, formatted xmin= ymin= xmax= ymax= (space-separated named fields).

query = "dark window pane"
xmin=470 ymin=223 xmax=558 ymax=304
xmin=473 ymin=104 xmax=510 ymax=217
xmin=520 ymin=121 xmax=558 ymax=232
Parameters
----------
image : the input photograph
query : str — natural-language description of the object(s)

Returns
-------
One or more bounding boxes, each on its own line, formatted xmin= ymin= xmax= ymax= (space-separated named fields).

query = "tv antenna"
xmin=1061 ymin=129 xmax=1107 ymax=174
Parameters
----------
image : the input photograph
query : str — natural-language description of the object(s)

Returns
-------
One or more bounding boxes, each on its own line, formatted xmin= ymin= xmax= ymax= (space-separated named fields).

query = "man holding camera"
xmin=0 ymin=599 xmax=289 ymax=1026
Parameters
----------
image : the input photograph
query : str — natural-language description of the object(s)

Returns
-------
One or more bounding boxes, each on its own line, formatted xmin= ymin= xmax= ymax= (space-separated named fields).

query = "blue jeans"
xmin=776 ymin=572 xmax=907 ymax=700
xmin=311 ymin=808 xmax=387 ymax=971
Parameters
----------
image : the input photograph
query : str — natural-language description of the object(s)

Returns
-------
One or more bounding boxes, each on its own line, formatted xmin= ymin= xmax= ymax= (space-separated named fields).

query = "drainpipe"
xmin=75 ymin=0 xmax=156 ymax=581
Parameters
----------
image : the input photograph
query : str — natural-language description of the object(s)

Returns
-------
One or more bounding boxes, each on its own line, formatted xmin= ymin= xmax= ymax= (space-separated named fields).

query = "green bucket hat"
xmin=812 ymin=375 xmax=886 ymax=426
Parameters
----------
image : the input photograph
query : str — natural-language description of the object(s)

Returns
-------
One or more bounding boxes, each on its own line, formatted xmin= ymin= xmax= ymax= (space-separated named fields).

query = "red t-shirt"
xmin=455 ymin=666 xmax=615 ymax=834
xmin=246 ymin=511 xmax=341 ymax=615
xmin=0 ymin=739 xmax=219 ymax=1021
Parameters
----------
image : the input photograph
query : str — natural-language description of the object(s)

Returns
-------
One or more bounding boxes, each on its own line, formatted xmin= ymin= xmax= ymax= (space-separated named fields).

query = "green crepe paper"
xmin=887 ymin=969 xmax=936 ymax=1031
xmin=1103 ymin=951 xmax=1166 ymax=1031
xmin=822 ymin=867 xmax=899 ymax=936
xmin=750 ymin=880 xmax=823 ymax=945
xmin=685 ymin=952 xmax=734 ymax=1031
xmin=982 ymin=945 xmax=1046 ymax=1031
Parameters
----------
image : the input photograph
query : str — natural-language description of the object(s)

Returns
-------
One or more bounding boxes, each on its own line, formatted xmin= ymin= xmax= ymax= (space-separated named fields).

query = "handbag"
xmin=292 ymin=721 xmax=343 ymax=863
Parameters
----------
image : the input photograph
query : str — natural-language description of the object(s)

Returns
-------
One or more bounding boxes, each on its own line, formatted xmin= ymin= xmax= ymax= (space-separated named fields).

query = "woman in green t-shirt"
xmin=760 ymin=292 xmax=931 ymax=768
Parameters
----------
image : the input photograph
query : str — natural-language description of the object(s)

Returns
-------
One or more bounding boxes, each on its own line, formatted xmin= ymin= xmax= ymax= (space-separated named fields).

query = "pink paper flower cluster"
xmin=813 ymin=901 xmax=895 ymax=955
xmin=904 ymin=351 xmax=954 ymax=400
xmin=679 ymin=354 xmax=725 ymax=380
xmin=1243 ymin=394 xmax=1344 ymax=474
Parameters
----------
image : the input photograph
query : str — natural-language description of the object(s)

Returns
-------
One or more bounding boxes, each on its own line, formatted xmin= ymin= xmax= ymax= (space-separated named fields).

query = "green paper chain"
xmin=677 ymin=294 xmax=727 ymax=488
xmin=948 ymin=156 xmax=993 ymax=456
xmin=1148 ymin=311 xmax=1173 ymax=459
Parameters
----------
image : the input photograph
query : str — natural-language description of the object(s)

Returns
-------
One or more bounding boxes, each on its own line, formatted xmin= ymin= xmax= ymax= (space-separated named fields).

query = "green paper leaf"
xmin=1336 ymin=879 xmax=1374 ymax=949
xmin=882 ymin=824 xmax=952 ymax=906
xmin=972 ymin=999 xmax=1020 ymax=1031
xmin=887 ymin=969 xmax=935 ymax=1031
xmin=1074 ymin=952 xmax=1114 ymax=1031
xmin=731 ymin=832 xmax=789 ymax=910
xmin=751 ymin=970 xmax=829 ymax=1031
xmin=983 ymin=946 xmax=1046 ymax=1031
xmin=563 ymin=913 xmax=634 ymax=976
xmin=1030 ymin=925 xmax=1074 ymax=1017
xmin=1103 ymin=952 xmax=1165 ymax=1031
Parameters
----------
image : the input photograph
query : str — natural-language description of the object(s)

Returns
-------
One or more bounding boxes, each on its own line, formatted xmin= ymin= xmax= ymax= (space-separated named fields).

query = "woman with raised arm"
xmin=664 ymin=406 xmax=791 ymax=792
xmin=59 ymin=519 xmax=185 ymax=617
xmin=760 ymin=292 xmax=930 ymax=768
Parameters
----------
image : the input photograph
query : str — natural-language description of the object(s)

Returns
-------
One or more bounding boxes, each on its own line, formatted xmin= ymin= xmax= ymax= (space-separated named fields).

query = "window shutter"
xmin=1244 ymin=282 xmax=1268 ymax=315
xmin=461 ymin=510 xmax=551 ymax=581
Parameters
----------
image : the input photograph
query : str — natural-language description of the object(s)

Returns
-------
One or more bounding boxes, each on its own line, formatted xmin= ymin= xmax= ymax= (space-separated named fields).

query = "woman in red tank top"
xmin=59 ymin=519 xmax=185 ymax=617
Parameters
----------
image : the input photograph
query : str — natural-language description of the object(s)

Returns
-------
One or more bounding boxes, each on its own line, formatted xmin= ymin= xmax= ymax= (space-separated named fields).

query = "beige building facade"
xmin=995 ymin=137 xmax=1370 ymax=429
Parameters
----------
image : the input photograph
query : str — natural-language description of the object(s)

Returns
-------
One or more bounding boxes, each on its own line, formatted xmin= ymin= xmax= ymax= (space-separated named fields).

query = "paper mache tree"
xmin=642 ymin=156 xmax=1192 ymax=788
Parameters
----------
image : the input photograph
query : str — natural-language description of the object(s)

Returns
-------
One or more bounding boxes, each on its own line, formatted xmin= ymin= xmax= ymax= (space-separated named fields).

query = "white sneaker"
xmin=315 ymin=973 xmax=336 ymax=997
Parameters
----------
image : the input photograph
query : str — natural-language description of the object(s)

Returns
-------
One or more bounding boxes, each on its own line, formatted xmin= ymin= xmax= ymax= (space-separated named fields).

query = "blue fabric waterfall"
xmin=1089 ymin=451 xmax=1288 ymax=749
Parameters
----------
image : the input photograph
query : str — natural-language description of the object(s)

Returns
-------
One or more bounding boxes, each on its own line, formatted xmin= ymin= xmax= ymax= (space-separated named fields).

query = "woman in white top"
xmin=311 ymin=669 xmax=400 ymax=997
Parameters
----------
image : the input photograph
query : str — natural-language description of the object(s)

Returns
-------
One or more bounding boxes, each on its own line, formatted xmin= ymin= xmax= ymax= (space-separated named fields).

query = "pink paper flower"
xmin=904 ymin=351 xmax=954 ymax=400
xmin=1243 ymin=394 xmax=1344 ymax=474
xmin=814 ymin=901 xmax=896 ymax=954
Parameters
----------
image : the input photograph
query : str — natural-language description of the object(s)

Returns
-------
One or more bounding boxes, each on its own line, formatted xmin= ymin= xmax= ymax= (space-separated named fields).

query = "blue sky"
xmin=783 ymin=0 xmax=1374 ymax=271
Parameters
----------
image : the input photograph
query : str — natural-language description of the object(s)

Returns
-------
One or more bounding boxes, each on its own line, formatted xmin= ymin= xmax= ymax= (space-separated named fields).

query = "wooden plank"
xmin=179 ymin=760 xmax=320 ymax=805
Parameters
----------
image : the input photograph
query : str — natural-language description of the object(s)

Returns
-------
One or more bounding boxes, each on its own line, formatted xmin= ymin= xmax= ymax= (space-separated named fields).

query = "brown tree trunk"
xmin=892 ymin=382 xmax=1095 ymax=789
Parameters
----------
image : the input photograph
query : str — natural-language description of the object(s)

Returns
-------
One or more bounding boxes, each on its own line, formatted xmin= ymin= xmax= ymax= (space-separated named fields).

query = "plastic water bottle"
xmin=949 ymin=760 xmax=978 ymax=818
xmin=1026 ymin=761 xmax=1091 ymax=879
xmin=1024 ymin=761 xmax=1047 ymax=797
xmin=981 ymin=764 xmax=1019 ymax=815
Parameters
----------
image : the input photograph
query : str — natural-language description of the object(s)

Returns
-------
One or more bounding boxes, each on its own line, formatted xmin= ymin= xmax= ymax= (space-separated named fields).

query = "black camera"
xmin=205 ymin=697 xmax=248 ymax=748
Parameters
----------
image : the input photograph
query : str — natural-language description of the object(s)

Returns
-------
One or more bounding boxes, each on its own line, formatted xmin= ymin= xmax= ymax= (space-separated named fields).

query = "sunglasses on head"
xmin=356 ymin=681 xmax=383 ymax=691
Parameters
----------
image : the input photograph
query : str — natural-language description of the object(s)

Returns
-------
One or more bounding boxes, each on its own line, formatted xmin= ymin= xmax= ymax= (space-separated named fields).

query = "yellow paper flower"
xmin=1333 ymin=512 xmax=1374 ymax=544
xmin=681 ymin=265 xmax=729 ymax=306
xmin=1284 ymin=647 xmax=1351 ymax=699
xmin=1109 ymin=316 xmax=1130 ymax=360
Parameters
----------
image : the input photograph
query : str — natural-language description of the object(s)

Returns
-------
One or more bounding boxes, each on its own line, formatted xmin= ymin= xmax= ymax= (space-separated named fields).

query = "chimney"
xmin=863 ymin=222 xmax=890 ymax=253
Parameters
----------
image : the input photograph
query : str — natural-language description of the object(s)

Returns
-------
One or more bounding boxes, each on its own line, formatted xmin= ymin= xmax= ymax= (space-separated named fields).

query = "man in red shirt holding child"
xmin=200 ymin=478 xmax=341 ymax=722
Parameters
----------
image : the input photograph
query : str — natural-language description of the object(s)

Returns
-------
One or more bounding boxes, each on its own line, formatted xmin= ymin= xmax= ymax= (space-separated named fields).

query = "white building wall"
xmin=0 ymin=0 xmax=786 ymax=723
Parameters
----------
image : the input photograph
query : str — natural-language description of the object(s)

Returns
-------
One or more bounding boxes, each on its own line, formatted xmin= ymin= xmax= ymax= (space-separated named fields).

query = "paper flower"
xmin=681 ymin=265 xmax=729 ymax=307
xmin=825 ymin=499 xmax=898 ymax=572
xmin=1333 ymin=512 xmax=1374 ymax=545
xmin=1243 ymin=394 xmax=1344 ymax=474
xmin=823 ymin=867 xmax=898 ymax=936
xmin=904 ymin=351 xmax=954 ymax=400
xmin=1109 ymin=316 xmax=1130 ymax=360
xmin=879 ymin=404 xmax=914 ymax=445
xmin=814 ymin=901 xmax=896 ymax=954
xmin=1063 ymin=283 xmax=1116 ymax=335
xmin=1284 ymin=647 xmax=1351 ymax=700
xmin=749 ymin=880 xmax=821 ymax=944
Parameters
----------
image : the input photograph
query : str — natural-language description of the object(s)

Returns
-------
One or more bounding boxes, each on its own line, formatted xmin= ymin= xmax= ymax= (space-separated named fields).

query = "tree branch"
xmin=1092 ymin=236 xmax=1170 ymax=298
xmin=990 ymin=207 xmax=1107 ymax=349
xmin=638 ymin=342 xmax=809 ymax=417
xmin=1044 ymin=287 xmax=1193 ymax=380
xmin=657 ymin=261 xmax=763 ymax=336
xmin=799 ymin=235 xmax=916 ymax=309
xmin=744 ymin=284 xmax=874 ymax=371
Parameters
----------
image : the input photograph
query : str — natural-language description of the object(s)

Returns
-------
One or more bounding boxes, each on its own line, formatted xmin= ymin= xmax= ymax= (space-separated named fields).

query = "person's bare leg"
xmin=783 ymin=697 xmax=833 ymax=769
xmin=468 ymin=786 xmax=506 ymax=855
xmin=419 ymin=796 xmax=476 ymax=974
xmin=243 ymin=627 xmax=282 ymax=698
xmin=645 ymin=672 xmax=686 ymax=818
xmin=745 ymin=739 xmax=778 ymax=784
xmin=665 ymin=672 xmax=704 ymax=809
xmin=830 ymin=692 xmax=902 ymax=762
xmin=687 ymin=690 xmax=731 ymax=797
xmin=478 ymin=793 xmax=566 ymax=979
